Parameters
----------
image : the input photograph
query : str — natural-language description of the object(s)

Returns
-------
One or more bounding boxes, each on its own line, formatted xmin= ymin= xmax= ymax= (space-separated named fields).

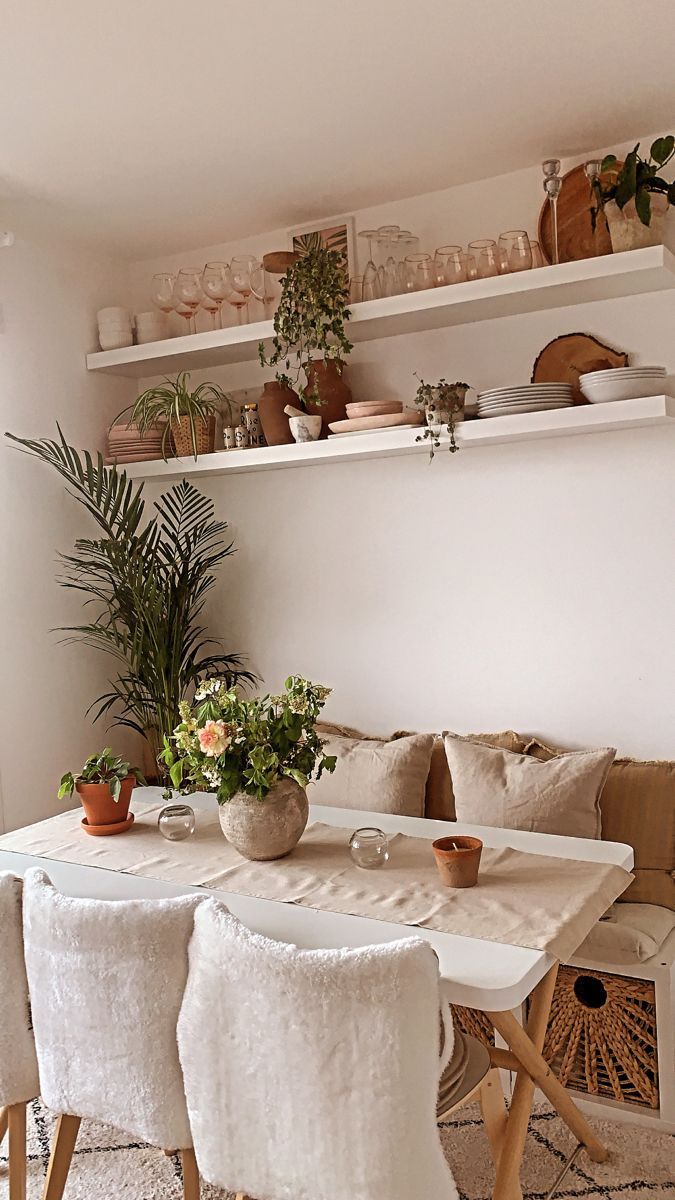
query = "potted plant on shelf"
xmin=413 ymin=376 xmax=470 ymax=460
xmin=114 ymin=371 xmax=234 ymax=459
xmin=161 ymin=675 xmax=336 ymax=861
xmin=58 ymin=748 xmax=146 ymax=835
xmin=590 ymin=136 xmax=675 ymax=252
xmin=258 ymin=247 xmax=353 ymax=439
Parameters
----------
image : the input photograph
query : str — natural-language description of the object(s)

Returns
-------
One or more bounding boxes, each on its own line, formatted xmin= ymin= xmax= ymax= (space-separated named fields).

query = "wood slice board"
xmin=532 ymin=333 xmax=629 ymax=405
xmin=328 ymin=411 xmax=422 ymax=434
xmin=538 ymin=162 xmax=621 ymax=265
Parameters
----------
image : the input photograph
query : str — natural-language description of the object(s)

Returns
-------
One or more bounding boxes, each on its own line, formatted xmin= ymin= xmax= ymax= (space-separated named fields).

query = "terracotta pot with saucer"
xmin=77 ymin=777 xmax=136 ymax=836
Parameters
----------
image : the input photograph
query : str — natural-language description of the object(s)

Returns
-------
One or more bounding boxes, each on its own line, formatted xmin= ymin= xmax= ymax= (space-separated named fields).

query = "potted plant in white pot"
xmin=413 ymin=376 xmax=470 ymax=460
xmin=161 ymin=675 xmax=336 ymax=860
xmin=58 ymin=748 xmax=146 ymax=835
xmin=590 ymin=136 xmax=675 ymax=252
xmin=258 ymin=247 xmax=353 ymax=438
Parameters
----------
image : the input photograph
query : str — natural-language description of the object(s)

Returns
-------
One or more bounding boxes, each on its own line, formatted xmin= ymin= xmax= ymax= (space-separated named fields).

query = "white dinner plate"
xmin=478 ymin=401 xmax=573 ymax=418
xmin=478 ymin=400 xmax=572 ymax=412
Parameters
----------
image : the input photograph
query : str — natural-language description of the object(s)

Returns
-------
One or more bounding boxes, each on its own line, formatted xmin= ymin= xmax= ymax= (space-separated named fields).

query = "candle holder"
xmin=542 ymin=158 xmax=562 ymax=264
xmin=349 ymin=827 xmax=389 ymax=869
xmin=158 ymin=803 xmax=196 ymax=841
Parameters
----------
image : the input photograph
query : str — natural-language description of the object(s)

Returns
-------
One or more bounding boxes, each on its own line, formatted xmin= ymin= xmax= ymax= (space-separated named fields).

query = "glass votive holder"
xmin=158 ymin=803 xmax=195 ymax=841
xmin=349 ymin=827 xmax=389 ymax=869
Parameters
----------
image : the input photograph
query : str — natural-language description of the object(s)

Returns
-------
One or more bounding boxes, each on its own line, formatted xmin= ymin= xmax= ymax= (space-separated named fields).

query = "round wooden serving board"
xmin=538 ymin=162 xmax=622 ymax=265
xmin=532 ymin=333 xmax=629 ymax=405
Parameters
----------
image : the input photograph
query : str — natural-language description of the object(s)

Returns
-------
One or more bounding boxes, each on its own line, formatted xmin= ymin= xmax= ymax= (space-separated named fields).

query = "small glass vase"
xmin=158 ymin=803 xmax=196 ymax=841
xmin=349 ymin=827 xmax=389 ymax=869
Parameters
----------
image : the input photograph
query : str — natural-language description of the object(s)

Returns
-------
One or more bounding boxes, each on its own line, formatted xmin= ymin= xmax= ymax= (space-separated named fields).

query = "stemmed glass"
xmin=542 ymin=159 xmax=562 ymax=264
xmin=377 ymin=225 xmax=400 ymax=297
xmin=228 ymin=254 xmax=256 ymax=324
xmin=173 ymin=268 xmax=203 ymax=334
xmin=498 ymin=231 xmax=532 ymax=273
xmin=201 ymin=262 xmax=230 ymax=330
xmin=358 ymin=230 xmax=380 ymax=301
xmin=151 ymin=273 xmax=176 ymax=315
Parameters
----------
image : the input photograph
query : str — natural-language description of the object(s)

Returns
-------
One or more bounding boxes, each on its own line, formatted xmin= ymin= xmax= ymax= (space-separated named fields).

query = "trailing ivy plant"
xmin=413 ymin=376 xmax=470 ymax=461
xmin=258 ymin=247 xmax=353 ymax=403
xmin=5 ymin=427 xmax=254 ymax=769
xmin=590 ymin=136 xmax=675 ymax=230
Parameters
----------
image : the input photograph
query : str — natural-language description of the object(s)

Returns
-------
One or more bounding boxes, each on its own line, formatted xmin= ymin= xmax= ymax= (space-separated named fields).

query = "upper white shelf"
xmin=119 ymin=395 xmax=675 ymax=482
xmin=87 ymin=246 xmax=675 ymax=379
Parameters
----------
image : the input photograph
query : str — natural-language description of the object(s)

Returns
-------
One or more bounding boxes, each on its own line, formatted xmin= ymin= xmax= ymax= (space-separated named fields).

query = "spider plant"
xmin=5 ymin=426 xmax=254 ymax=774
xmin=113 ymin=371 xmax=233 ymax=460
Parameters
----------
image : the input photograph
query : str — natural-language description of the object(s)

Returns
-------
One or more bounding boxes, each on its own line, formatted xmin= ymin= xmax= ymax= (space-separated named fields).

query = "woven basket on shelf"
xmin=451 ymin=1003 xmax=495 ymax=1048
xmin=170 ymin=414 xmax=216 ymax=457
xmin=541 ymin=965 xmax=659 ymax=1109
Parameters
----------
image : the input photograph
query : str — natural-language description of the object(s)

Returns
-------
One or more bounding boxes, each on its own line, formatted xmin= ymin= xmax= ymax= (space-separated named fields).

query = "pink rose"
xmin=198 ymin=720 xmax=230 ymax=758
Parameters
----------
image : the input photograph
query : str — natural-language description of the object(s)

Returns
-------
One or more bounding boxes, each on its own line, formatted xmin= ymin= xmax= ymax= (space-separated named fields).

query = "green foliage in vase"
xmin=161 ymin=675 xmax=336 ymax=803
xmin=58 ymin=748 xmax=146 ymax=801
xmin=113 ymin=371 xmax=233 ymax=460
xmin=590 ymin=136 xmax=675 ymax=230
xmin=5 ymin=427 xmax=254 ymax=763
xmin=413 ymin=375 xmax=470 ymax=460
xmin=258 ymin=247 xmax=353 ymax=403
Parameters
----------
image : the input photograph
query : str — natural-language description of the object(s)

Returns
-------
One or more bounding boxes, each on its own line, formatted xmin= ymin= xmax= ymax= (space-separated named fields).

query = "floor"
xmin=0 ymin=1098 xmax=673 ymax=1199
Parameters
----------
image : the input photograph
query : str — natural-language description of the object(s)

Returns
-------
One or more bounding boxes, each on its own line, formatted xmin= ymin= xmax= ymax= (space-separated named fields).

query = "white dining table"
xmin=0 ymin=794 xmax=634 ymax=1200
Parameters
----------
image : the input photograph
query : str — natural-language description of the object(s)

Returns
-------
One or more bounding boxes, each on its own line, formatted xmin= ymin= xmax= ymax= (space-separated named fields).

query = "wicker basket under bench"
xmin=452 ymin=928 xmax=675 ymax=1131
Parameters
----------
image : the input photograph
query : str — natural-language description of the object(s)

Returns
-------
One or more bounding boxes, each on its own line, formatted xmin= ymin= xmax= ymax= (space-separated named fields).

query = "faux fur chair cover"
xmin=22 ymin=868 xmax=201 ymax=1149
xmin=178 ymin=900 xmax=458 ymax=1200
xmin=0 ymin=872 xmax=40 ymax=1106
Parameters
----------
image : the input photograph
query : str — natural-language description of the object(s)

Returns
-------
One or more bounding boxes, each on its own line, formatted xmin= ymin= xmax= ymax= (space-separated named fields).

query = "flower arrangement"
xmin=161 ymin=675 xmax=337 ymax=803
xmin=58 ymin=749 xmax=146 ymax=801
xmin=413 ymin=375 xmax=470 ymax=460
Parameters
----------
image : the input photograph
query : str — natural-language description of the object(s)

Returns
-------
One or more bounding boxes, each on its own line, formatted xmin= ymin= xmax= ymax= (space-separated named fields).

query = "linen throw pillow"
xmin=0 ymin=872 xmax=40 ymax=1107
xmin=443 ymin=732 xmax=616 ymax=839
xmin=310 ymin=732 xmax=434 ymax=817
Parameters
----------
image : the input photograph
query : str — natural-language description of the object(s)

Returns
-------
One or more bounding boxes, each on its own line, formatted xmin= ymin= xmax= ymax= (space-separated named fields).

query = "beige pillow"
xmin=310 ymin=733 xmax=435 ymax=817
xmin=392 ymin=729 xmax=528 ymax=822
xmin=443 ymin=732 xmax=616 ymax=839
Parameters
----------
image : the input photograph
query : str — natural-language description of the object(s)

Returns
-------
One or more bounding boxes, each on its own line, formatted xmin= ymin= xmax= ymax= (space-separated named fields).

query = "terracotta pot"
xmin=77 ymin=777 xmax=136 ymax=828
xmin=170 ymin=414 xmax=216 ymax=457
xmin=303 ymin=361 xmax=351 ymax=437
xmin=432 ymin=835 xmax=483 ymax=888
xmin=605 ymin=195 xmax=671 ymax=253
xmin=218 ymin=778 xmax=308 ymax=860
xmin=258 ymin=381 xmax=299 ymax=446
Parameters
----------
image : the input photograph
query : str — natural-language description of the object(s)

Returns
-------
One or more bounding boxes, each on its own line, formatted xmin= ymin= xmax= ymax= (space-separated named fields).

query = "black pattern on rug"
xmin=1 ymin=1098 xmax=672 ymax=1199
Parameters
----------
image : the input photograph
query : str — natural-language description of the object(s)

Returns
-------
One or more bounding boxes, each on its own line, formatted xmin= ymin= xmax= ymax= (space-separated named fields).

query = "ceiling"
xmin=3 ymin=0 xmax=675 ymax=259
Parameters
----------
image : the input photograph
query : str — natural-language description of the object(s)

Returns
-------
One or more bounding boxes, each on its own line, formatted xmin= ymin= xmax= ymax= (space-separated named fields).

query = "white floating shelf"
xmin=87 ymin=246 xmax=675 ymax=379
xmin=119 ymin=396 xmax=675 ymax=482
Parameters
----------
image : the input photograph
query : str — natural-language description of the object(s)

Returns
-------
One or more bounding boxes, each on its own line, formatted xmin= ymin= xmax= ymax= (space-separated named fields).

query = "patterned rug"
xmin=0 ymin=1098 xmax=672 ymax=1199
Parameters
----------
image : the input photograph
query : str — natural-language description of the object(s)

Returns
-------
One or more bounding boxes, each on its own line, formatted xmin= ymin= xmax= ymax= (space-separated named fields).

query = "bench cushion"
xmin=575 ymin=903 xmax=675 ymax=964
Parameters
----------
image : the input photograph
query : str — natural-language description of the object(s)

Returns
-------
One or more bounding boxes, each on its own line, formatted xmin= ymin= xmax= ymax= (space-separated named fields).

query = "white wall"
xmin=129 ymin=132 xmax=675 ymax=759
xmin=0 ymin=206 xmax=137 ymax=831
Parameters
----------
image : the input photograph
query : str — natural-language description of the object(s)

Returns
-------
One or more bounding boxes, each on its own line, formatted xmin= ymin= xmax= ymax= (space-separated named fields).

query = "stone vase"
xmin=218 ymin=778 xmax=309 ymax=860
xmin=604 ymin=195 xmax=671 ymax=253
xmin=303 ymin=360 xmax=351 ymax=437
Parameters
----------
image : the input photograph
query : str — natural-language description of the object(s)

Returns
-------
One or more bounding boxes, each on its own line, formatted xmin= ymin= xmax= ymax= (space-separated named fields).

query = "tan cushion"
xmin=443 ymin=733 xmax=616 ymax=839
xmin=310 ymin=732 xmax=435 ymax=817
xmin=525 ymin=738 xmax=675 ymax=910
xmin=393 ymin=729 xmax=528 ymax=822
xmin=575 ymin=903 xmax=675 ymax=965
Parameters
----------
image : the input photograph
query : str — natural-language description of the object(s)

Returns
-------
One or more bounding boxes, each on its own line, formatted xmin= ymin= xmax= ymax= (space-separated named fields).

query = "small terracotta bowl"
xmin=432 ymin=835 xmax=483 ymax=888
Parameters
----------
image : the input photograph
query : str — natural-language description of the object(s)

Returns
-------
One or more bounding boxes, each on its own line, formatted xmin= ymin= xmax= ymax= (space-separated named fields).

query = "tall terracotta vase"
xmin=258 ymin=381 xmax=298 ymax=446
xmin=303 ymin=361 xmax=351 ymax=438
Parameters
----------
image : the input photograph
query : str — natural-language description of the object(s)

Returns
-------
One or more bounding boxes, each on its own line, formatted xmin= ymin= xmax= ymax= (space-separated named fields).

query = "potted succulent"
xmin=58 ymin=748 xmax=146 ymax=834
xmin=258 ymin=247 xmax=353 ymax=437
xmin=413 ymin=376 xmax=470 ymax=460
xmin=113 ymin=371 xmax=234 ymax=459
xmin=161 ymin=675 xmax=336 ymax=861
xmin=590 ymin=136 xmax=675 ymax=252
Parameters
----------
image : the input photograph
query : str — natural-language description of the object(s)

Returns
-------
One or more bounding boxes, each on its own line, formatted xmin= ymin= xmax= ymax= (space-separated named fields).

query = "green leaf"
xmin=650 ymin=135 xmax=674 ymax=165
xmin=635 ymin=186 xmax=652 ymax=226
xmin=615 ymin=149 xmax=637 ymax=210
xmin=600 ymin=154 xmax=617 ymax=172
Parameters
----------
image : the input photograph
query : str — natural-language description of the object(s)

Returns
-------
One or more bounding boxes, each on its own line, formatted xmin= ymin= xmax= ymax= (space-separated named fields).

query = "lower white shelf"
xmin=120 ymin=395 xmax=675 ymax=481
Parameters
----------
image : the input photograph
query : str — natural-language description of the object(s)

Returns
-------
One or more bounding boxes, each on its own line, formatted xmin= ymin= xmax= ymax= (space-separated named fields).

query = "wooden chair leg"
xmin=0 ymin=1105 xmax=9 ymax=1145
xmin=42 ymin=1113 xmax=81 ymax=1200
xmin=479 ymin=1069 xmax=509 ymax=1164
xmin=181 ymin=1148 xmax=200 ymax=1200
xmin=7 ymin=1103 xmax=27 ymax=1200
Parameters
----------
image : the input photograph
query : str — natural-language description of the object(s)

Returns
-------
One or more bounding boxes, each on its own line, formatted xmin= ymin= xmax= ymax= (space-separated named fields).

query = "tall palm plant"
xmin=6 ymin=427 xmax=253 ymax=767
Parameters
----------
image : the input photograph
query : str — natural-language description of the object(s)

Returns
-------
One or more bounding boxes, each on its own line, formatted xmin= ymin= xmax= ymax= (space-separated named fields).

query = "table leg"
xmin=0 ymin=1106 xmax=8 ymax=1144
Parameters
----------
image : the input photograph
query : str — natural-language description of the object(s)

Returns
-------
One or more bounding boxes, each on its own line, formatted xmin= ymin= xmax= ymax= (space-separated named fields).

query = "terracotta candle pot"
xmin=432 ymin=835 xmax=483 ymax=888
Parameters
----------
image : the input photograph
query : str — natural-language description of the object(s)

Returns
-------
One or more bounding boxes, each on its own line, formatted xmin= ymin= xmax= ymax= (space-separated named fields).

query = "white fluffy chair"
xmin=22 ymin=868 xmax=203 ymax=1200
xmin=0 ymin=872 xmax=40 ymax=1200
xmin=177 ymin=899 xmax=460 ymax=1200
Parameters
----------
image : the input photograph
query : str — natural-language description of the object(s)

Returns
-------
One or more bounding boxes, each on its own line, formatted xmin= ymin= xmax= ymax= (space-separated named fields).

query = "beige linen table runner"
xmin=0 ymin=801 xmax=632 ymax=961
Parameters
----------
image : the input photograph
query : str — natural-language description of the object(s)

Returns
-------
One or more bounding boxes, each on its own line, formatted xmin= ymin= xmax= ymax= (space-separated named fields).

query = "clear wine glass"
xmin=404 ymin=252 xmax=434 ymax=291
xmin=377 ymin=225 xmax=400 ymax=296
xmin=201 ymin=262 xmax=230 ymax=330
xmin=228 ymin=254 xmax=256 ymax=324
xmin=433 ymin=245 xmax=464 ymax=286
xmin=498 ymin=230 xmax=532 ymax=273
xmin=396 ymin=233 xmax=419 ymax=292
xmin=151 ymin=272 xmax=176 ymax=315
xmin=468 ymin=239 xmax=500 ymax=279
xmin=173 ymin=268 xmax=203 ymax=334
xmin=358 ymin=230 xmax=380 ymax=300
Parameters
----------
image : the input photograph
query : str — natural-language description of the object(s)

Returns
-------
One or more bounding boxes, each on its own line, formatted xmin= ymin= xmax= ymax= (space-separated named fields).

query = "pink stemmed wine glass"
xmin=173 ymin=268 xmax=203 ymax=334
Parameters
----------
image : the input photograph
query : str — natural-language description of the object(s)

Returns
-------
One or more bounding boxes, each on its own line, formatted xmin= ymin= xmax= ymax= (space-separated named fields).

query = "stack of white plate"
xmin=107 ymin=423 xmax=167 ymax=464
xmin=579 ymin=365 xmax=666 ymax=404
xmin=477 ymin=383 xmax=574 ymax=418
